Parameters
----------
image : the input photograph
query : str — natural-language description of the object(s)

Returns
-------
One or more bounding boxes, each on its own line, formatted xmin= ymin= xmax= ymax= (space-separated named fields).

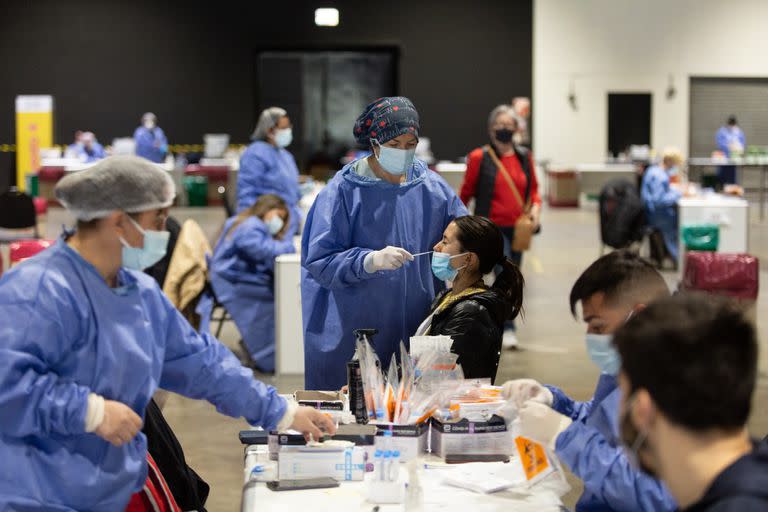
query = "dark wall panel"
xmin=0 ymin=0 xmax=532 ymax=167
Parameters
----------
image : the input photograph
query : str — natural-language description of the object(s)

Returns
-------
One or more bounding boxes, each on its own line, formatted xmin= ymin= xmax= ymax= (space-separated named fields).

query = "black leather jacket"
xmin=428 ymin=288 xmax=506 ymax=384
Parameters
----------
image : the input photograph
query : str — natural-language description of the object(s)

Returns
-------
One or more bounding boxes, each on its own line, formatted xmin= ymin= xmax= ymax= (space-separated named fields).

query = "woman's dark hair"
xmin=226 ymin=194 xmax=289 ymax=239
xmin=453 ymin=215 xmax=524 ymax=321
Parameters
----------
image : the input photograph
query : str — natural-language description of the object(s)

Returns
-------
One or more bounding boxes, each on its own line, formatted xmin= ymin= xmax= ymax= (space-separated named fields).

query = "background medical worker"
xmin=133 ymin=112 xmax=168 ymax=163
xmin=208 ymin=194 xmax=295 ymax=373
xmin=300 ymin=96 xmax=467 ymax=391
xmin=76 ymin=131 xmax=107 ymax=162
xmin=0 ymin=156 xmax=334 ymax=512
xmin=641 ymin=147 xmax=684 ymax=261
xmin=237 ymin=106 xmax=302 ymax=235
xmin=715 ymin=115 xmax=746 ymax=186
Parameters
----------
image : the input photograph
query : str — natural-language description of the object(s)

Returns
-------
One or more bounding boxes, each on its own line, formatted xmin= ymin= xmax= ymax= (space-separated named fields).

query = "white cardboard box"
xmin=277 ymin=447 xmax=366 ymax=481
xmin=373 ymin=423 xmax=430 ymax=461
xmin=430 ymin=416 xmax=513 ymax=458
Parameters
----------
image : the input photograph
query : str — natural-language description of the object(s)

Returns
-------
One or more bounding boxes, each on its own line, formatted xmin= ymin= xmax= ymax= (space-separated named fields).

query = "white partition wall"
xmin=533 ymin=0 xmax=768 ymax=166
xmin=275 ymin=254 xmax=305 ymax=375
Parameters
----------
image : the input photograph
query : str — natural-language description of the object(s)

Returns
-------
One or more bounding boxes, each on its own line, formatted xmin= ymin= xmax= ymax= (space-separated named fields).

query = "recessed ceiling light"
xmin=315 ymin=8 xmax=339 ymax=27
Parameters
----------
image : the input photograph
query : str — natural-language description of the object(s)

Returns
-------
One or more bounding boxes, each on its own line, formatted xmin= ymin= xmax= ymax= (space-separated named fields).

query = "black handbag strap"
xmin=514 ymin=145 xmax=532 ymax=204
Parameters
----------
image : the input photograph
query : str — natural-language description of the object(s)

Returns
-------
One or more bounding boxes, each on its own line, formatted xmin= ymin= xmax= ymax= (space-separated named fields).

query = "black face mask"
xmin=494 ymin=128 xmax=514 ymax=144
xmin=620 ymin=394 xmax=658 ymax=477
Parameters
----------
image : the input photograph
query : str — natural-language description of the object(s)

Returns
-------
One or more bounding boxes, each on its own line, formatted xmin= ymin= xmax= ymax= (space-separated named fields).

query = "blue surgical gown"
xmin=716 ymin=126 xmax=746 ymax=157
xmin=716 ymin=126 xmax=746 ymax=185
xmin=237 ymin=140 xmax=302 ymax=235
xmin=546 ymin=374 xmax=676 ymax=511
xmin=300 ymin=158 xmax=468 ymax=390
xmin=75 ymin=143 xmax=107 ymax=163
xmin=209 ymin=216 xmax=296 ymax=372
xmin=133 ymin=126 xmax=168 ymax=163
xmin=641 ymin=164 xmax=681 ymax=260
xmin=0 ymin=238 xmax=287 ymax=511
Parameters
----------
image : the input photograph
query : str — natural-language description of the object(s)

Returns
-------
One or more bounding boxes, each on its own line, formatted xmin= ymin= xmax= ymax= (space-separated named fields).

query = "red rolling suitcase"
xmin=682 ymin=252 xmax=759 ymax=300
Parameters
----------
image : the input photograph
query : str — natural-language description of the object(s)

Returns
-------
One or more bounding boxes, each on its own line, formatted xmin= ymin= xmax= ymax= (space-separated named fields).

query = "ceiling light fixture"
xmin=315 ymin=8 xmax=339 ymax=27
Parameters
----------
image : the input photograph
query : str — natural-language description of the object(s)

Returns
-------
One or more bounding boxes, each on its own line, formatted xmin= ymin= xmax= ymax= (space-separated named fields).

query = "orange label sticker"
xmin=515 ymin=436 xmax=551 ymax=481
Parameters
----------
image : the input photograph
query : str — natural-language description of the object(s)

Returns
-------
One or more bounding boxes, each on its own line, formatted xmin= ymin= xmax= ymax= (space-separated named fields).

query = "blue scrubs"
xmin=546 ymin=374 xmax=676 ymax=511
xmin=76 ymin=143 xmax=107 ymax=163
xmin=0 ymin=238 xmax=287 ymax=511
xmin=237 ymin=141 xmax=302 ymax=235
xmin=641 ymin=165 xmax=682 ymax=260
xmin=716 ymin=126 xmax=746 ymax=185
xmin=209 ymin=216 xmax=296 ymax=372
xmin=300 ymin=158 xmax=468 ymax=390
xmin=133 ymin=126 xmax=168 ymax=163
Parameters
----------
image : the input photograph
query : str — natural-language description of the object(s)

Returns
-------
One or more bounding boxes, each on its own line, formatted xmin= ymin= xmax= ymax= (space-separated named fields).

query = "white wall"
xmin=533 ymin=0 xmax=768 ymax=165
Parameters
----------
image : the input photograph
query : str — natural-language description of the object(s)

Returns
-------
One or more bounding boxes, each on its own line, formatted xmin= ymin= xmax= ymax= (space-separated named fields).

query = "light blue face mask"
xmin=120 ymin=216 xmax=170 ymax=271
xmin=372 ymin=140 xmax=416 ymax=176
xmin=585 ymin=333 xmax=621 ymax=376
xmin=274 ymin=128 xmax=293 ymax=148
xmin=431 ymin=251 xmax=468 ymax=282
xmin=265 ymin=215 xmax=284 ymax=236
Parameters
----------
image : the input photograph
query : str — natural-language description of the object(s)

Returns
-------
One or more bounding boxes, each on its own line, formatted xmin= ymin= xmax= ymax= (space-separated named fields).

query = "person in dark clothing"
xmin=614 ymin=293 xmax=768 ymax=512
xmin=144 ymin=217 xmax=209 ymax=510
xmin=142 ymin=399 xmax=209 ymax=511
xmin=144 ymin=216 xmax=181 ymax=288
xmin=417 ymin=215 xmax=524 ymax=383
xmin=459 ymin=105 xmax=542 ymax=349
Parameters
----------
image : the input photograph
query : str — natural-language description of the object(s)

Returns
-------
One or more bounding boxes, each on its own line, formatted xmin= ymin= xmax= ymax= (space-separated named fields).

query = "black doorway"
xmin=607 ymin=93 xmax=652 ymax=157
xmin=255 ymin=49 xmax=398 ymax=178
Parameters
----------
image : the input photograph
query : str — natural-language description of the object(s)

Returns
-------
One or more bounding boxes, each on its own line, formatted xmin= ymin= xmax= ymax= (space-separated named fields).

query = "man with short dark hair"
xmin=615 ymin=293 xmax=768 ymax=511
xmin=502 ymin=250 xmax=676 ymax=511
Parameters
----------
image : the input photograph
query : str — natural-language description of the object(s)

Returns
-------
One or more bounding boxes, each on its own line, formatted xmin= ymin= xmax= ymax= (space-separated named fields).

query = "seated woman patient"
xmin=416 ymin=215 xmax=524 ymax=383
xmin=209 ymin=194 xmax=295 ymax=373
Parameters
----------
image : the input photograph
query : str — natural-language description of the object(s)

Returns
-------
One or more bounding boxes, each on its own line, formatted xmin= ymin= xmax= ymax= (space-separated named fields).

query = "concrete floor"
xmin=37 ymin=198 xmax=768 ymax=512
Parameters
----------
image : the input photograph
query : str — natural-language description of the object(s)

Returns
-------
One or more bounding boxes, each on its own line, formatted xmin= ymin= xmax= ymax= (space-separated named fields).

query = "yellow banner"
xmin=15 ymin=96 xmax=53 ymax=192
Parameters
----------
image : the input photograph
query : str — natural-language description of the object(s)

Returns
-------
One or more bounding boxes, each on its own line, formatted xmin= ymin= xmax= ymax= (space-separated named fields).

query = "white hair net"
xmin=55 ymin=155 xmax=176 ymax=221
xmin=251 ymin=107 xmax=287 ymax=141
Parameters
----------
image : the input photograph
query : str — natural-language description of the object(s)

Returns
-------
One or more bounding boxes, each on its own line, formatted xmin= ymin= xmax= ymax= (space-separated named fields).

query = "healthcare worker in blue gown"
xmin=133 ymin=112 xmax=168 ymax=163
xmin=75 ymin=131 xmax=107 ymax=163
xmin=501 ymin=250 xmax=676 ymax=512
xmin=301 ymin=97 xmax=468 ymax=391
xmin=641 ymin=148 xmax=684 ymax=261
xmin=0 ymin=156 xmax=334 ymax=512
xmin=715 ymin=115 xmax=746 ymax=186
xmin=209 ymin=194 xmax=295 ymax=373
xmin=237 ymin=107 xmax=302 ymax=236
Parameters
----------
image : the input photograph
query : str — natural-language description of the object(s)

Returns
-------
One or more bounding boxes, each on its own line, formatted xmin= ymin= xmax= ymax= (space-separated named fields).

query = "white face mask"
xmin=144 ymin=121 xmax=155 ymax=130
xmin=372 ymin=139 xmax=416 ymax=176
xmin=274 ymin=128 xmax=293 ymax=148
xmin=119 ymin=216 xmax=170 ymax=271
xmin=266 ymin=215 xmax=284 ymax=236
xmin=585 ymin=333 xmax=621 ymax=375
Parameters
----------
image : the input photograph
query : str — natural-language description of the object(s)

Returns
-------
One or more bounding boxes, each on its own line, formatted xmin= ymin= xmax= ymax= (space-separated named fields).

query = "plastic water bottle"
xmin=404 ymin=460 xmax=423 ymax=511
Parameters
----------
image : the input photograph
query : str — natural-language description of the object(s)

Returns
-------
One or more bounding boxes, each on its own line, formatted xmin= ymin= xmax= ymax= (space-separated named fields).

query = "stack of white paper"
xmin=441 ymin=462 xmax=527 ymax=494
